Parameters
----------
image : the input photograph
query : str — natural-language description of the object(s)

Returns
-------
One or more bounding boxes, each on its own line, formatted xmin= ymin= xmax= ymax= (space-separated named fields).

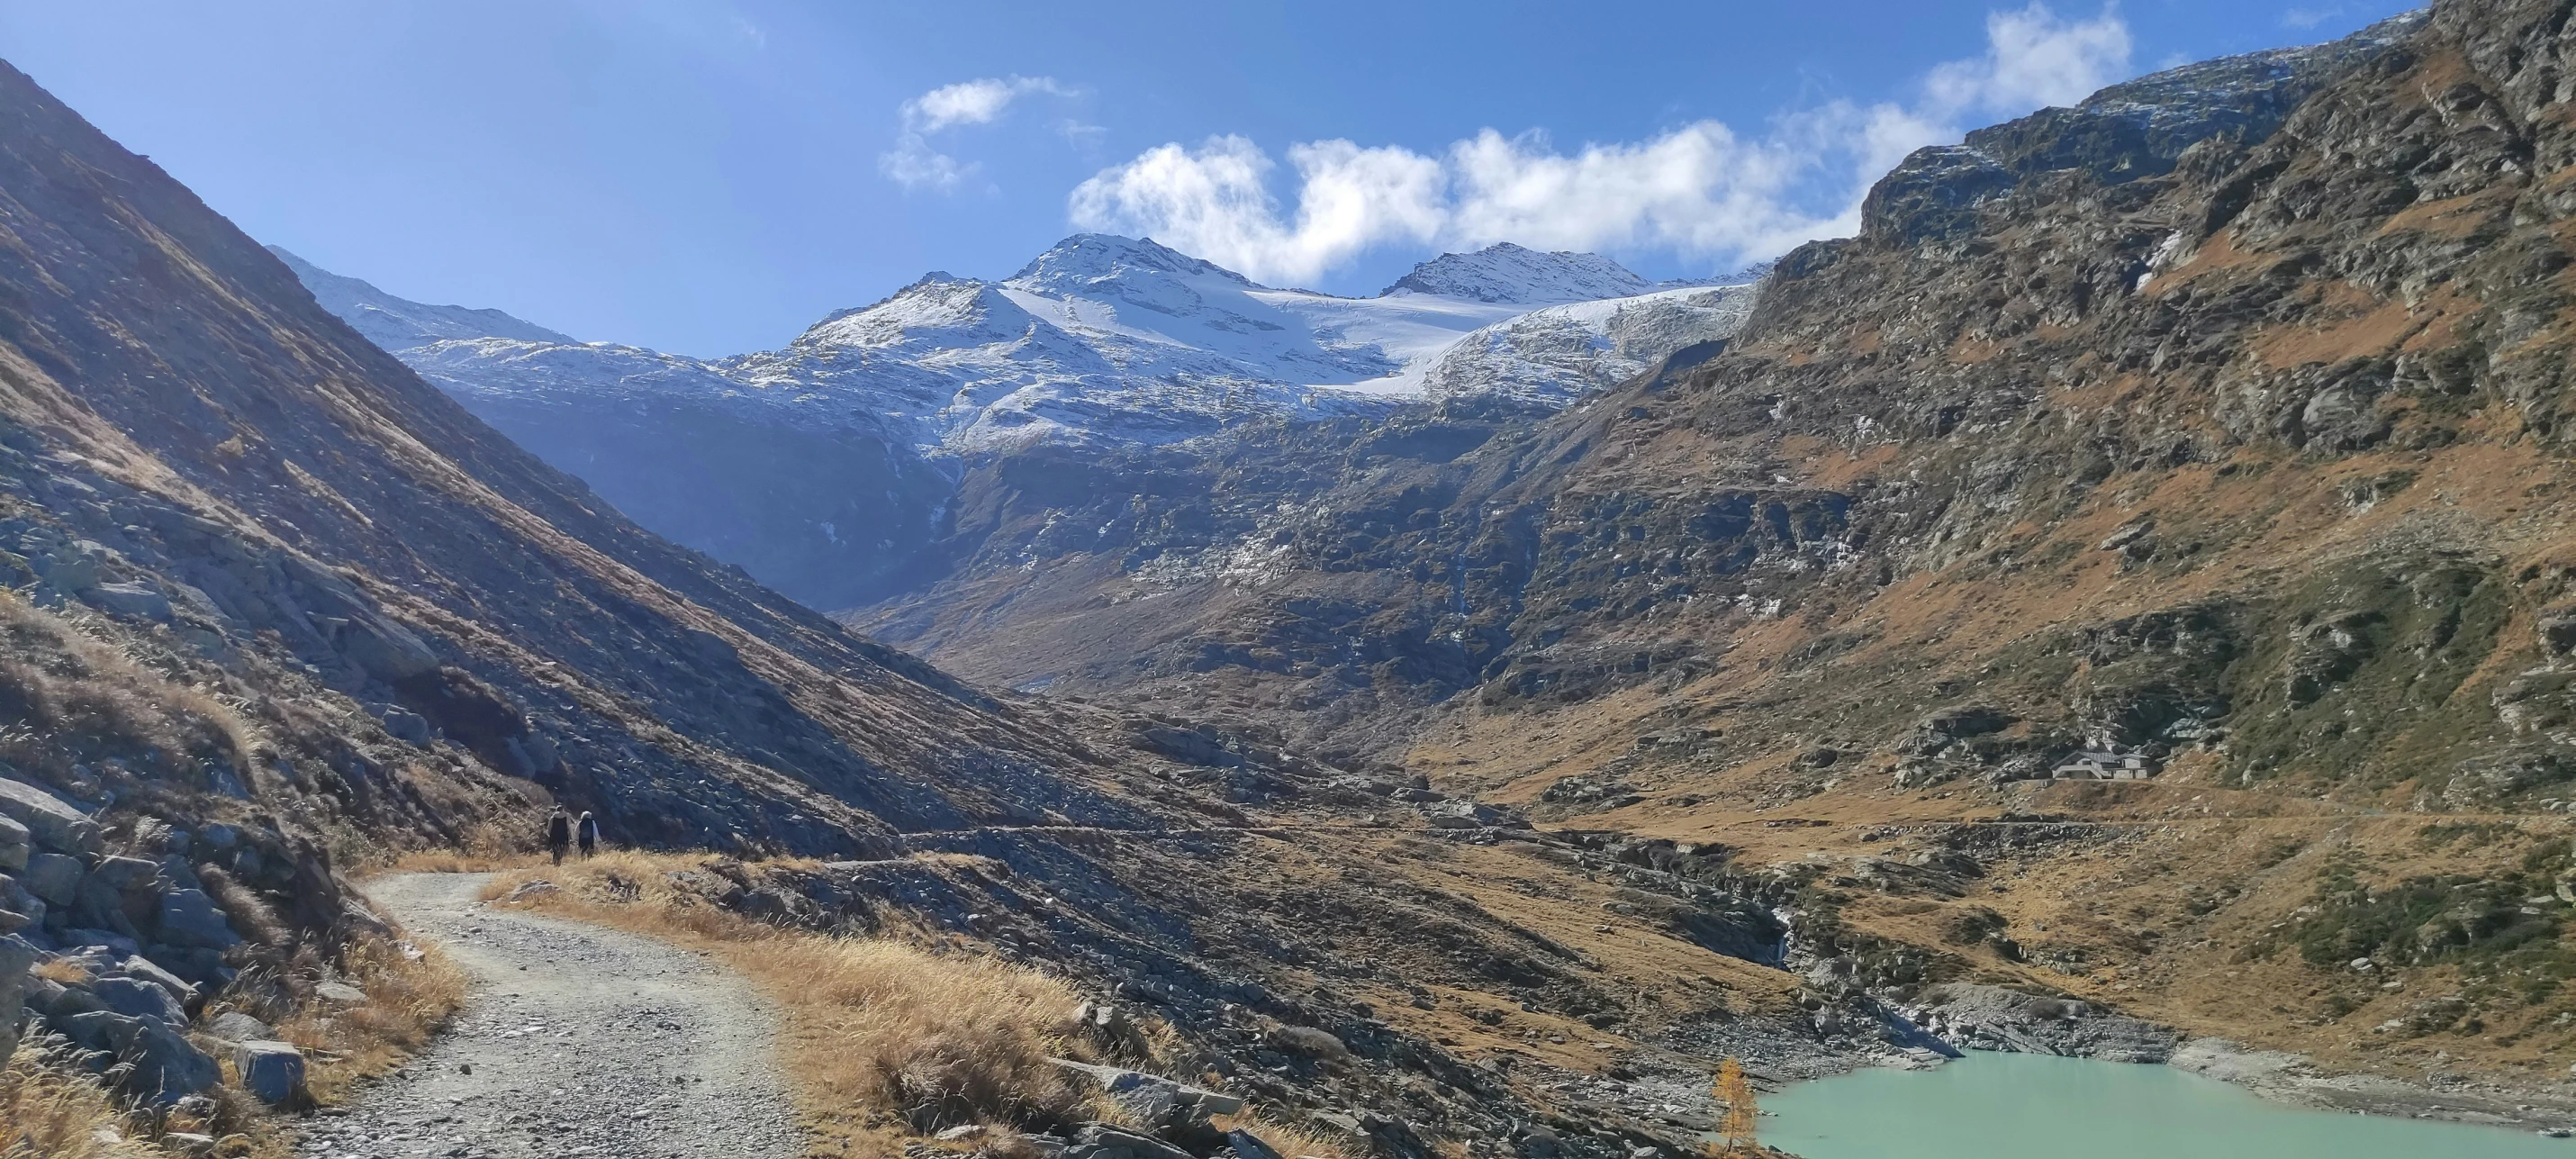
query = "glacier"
xmin=281 ymin=234 xmax=1754 ymax=609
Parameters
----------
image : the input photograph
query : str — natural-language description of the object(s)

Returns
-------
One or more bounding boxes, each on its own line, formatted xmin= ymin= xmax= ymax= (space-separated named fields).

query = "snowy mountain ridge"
xmin=1380 ymin=241 xmax=1657 ymax=303
xmin=285 ymin=236 xmax=1755 ymax=608
xmin=321 ymin=234 xmax=1752 ymax=457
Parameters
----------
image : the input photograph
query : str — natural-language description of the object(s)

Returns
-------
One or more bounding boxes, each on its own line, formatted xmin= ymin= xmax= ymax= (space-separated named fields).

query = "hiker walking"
xmin=544 ymin=807 xmax=572 ymax=866
xmin=576 ymin=810 xmax=601 ymax=859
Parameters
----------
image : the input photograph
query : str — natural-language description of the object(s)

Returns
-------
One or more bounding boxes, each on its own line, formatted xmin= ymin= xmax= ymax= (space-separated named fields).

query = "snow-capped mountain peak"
xmin=1378 ymin=242 xmax=1655 ymax=304
xmin=268 ymin=246 xmax=576 ymax=350
xmin=792 ymin=273 xmax=1037 ymax=353
xmin=1007 ymin=232 xmax=1258 ymax=295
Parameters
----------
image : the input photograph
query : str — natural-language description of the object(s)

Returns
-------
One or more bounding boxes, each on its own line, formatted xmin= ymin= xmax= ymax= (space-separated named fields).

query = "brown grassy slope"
xmin=1399 ymin=0 xmax=2576 ymax=1079
xmin=866 ymin=0 xmax=2576 ymax=1083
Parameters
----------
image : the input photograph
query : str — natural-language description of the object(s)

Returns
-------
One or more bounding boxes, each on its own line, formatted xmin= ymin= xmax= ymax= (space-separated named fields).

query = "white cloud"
xmin=1067 ymin=4 xmax=2133 ymax=283
xmin=1922 ymin=3 xmax=2133 ymax=117
xmin=1068 ymin=137 xmax=1443 ymax=285
xmin=881 ymin=76 xmax=1077 ymax=192
xmin=906 ymin=76 xmax=1070 ymax=133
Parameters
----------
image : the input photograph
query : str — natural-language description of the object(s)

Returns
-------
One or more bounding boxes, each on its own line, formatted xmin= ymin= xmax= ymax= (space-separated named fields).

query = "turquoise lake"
xmin=1764 ymin=1052 xmax=2571 ymax=1158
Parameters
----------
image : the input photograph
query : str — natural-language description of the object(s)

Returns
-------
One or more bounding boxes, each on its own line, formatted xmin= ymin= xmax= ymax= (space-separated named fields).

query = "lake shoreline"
xmin=1765 ymin=1050 xmax=2576 ymax=1159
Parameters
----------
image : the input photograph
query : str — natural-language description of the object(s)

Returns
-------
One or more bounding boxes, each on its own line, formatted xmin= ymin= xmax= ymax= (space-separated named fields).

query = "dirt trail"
xmin=302 ymin=872 xmax=804 ymax=1159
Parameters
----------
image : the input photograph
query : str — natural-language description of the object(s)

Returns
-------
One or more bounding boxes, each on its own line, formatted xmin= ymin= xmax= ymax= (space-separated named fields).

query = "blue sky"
xmin=4 ymin=0 xmax=2412 ymax=357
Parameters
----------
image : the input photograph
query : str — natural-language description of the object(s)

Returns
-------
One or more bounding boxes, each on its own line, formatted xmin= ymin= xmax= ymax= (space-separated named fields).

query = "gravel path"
xmin=297 ymin=872 xmax=805 ymax=1159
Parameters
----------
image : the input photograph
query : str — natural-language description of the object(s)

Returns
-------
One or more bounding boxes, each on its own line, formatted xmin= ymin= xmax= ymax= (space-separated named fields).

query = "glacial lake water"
xmin=1764 ymin=1051 xmax=2570 ymax=1158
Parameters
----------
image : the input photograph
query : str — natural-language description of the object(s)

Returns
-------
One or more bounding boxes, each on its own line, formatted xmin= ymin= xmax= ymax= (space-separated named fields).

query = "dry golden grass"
xmin=478 ymin=852 xmax=1188 ymax=1154
xmin=375 ymin=828 xmax=544 ymax=874
xmin=32 ymin=957 xmax=93 ymax=986
xmin=0 ymin=591 xmax=258 ymax=777
xmin=0 ymin=1055 xmax=167 ymax=1158
xmin=251 ymin=936 xmax=466 ymax=1106
xmin=1211 ymin=1110 xmax=1354 ymax=1159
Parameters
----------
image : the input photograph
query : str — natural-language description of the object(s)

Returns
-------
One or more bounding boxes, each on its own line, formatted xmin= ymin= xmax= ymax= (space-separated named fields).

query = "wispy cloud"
xmin=1068 ymin=3 xmax=2132 ymax=285
xmin=882 ymin=76 xmax=1080 ymax=192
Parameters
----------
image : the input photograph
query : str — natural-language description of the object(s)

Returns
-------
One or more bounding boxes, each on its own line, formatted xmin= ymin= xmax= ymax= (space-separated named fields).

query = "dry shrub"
xmin=0 ymin=1054 xmax=166 ymax=1158
xmin=484 ymin=853 xmax=1101 ymax=1134
xmin=1212 ymin=1111 xmax=1355 ymax=1159
xmin=195 ymin=866 xmax=289 ymax=948
xmin=0 ymin=593 xmax=256 ymax=776
xmin=767 ymin=935 xmax=1087 ymax=1129
xmin=32 ymin=957 xmax=94 ymax=986
xmin=262 ymin=935 xmax=465 ymax=1105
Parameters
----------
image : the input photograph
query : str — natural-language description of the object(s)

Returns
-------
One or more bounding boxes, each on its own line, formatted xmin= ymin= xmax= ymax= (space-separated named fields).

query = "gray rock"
xmin=0 ymin=874 xmax=40 ymax=926
xmin=87 ymin=855 xmax=159 ymax=891
xmin=21 ymin=852 xmax=82 ymax=906
xmin=53 ymin=1010 xmax=218 ymax=1102
xmin=1309 ymin=1110 xmax=1366 ymax=1136
xmin=209 ymin=1010 xmax=272 ymax=1043
xmin=1420 ymin=799 xmax=1528 ymax=830
xmin=232 ymin=1038 xmax=307 ymax=1105
xmin=154 ymin=889 xmax=239 ymax=950
xmin=118 ymin=955 xmax=197 ymax=1005
xmin=91 ymin=976 xmax=186 ymax=1027
xmin=0 ymin=815 xmax=29 ymax=870
xmin=60 ymin=927 xmax=140 ymax=956
xmin=0 ymin=935 xmax=34 ymax=1065
xmin=1225 ymin=1129 xmax=1287 ymax=1159
xmin=1071 ymin=1124 xmax=1194 ymax=1159
xmin=0 ymin=778 xmax=96 ymax=855
xmin=82 ymin=581 xmax=172 ymax=621
xmin=68 ymin=876 xmax=139 ymax=940
xmin=1904 ymin=982 xmax=2178 ymax=1063
xmin=376 ymin=705 xmax=432 ymax=746
xmin=1052 ymin=1059 xmax=1244 ymax=1130
xmin=26 ymin=975 xmax=99 ymax=1018
xmin=315 ymin=980 xmax=368 ymax=1006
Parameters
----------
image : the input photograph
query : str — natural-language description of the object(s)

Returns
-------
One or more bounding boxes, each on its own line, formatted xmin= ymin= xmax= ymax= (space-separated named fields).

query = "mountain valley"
xmin=9 ymin=0 xmax=2576 ymax=1154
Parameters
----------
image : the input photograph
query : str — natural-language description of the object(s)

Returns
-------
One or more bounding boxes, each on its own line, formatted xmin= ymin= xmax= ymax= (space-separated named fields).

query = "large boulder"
xmin=208 ymin=1010 xmax=271 ymax=1044
xmin=1419 ymin=800 xmax=1528 ymax=830
xmin=116 ymin=955 xmax=197 ymax=1006
xmin=53 ymin=1010 xmax=218 ymax=1103
xmin=20 ymin=852 xmax=83 ymax=906
xmin=68 ymin=875 xmax=140 ymax=940
xmin=1052 ymin=1060 xmax=1241 ymax=1146
xmin=154 ymin=889 xmax=240 ymax=950
xmin=90 ymin=976 xmax=186 ymax=1027
xmin=0 ymin=814 xmax=29 ymax=871
xmin=0 ymin=778 xmax=97 ymax=855
xmin=0 ymin=874 xmax=43 ymax=928
xmin=231 ymin=1039 xmax=307 ymax=1106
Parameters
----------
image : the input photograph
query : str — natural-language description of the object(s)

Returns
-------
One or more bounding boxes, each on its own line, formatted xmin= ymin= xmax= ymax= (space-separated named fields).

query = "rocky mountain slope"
xmin=857 ymin=0 xmax=2576 ymax=1094
xmin=288 ymin=237 xmax=1752 ymax=610
xmin=0 ymin=54 xmax=1915 ymax=1153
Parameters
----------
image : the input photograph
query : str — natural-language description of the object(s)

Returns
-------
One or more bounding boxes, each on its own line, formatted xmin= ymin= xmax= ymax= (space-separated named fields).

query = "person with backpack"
xmin=576 ymin=810 xmax=601 ymax=859
xmin=544 ymin=807 xmax=573 ymax=866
